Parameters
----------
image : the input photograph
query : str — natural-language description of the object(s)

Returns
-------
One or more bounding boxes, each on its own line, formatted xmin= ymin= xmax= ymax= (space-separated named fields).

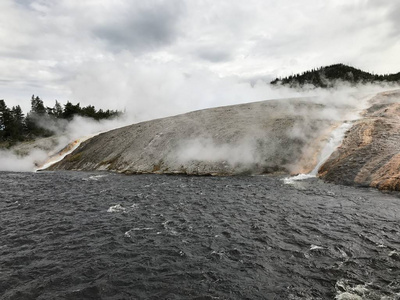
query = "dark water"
xmin=1 ymin=171 xmax=399 ymax=300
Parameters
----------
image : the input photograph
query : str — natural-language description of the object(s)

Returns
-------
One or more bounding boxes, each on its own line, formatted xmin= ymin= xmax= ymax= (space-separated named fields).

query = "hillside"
xmin=47 ymin=97 xmax=358 ymax=176
xmin=270 ymin=64 xmax=400 ymax=88
xmin=45 ymin=88 xmax=400 ymax=191
xmin=319 ymin=89 xmax=400 ymax=190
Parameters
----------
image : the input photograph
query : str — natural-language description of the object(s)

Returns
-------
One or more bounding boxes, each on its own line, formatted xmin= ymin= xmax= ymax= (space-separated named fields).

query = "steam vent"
xmin=48 ymin=89 xmax=400 ymax=191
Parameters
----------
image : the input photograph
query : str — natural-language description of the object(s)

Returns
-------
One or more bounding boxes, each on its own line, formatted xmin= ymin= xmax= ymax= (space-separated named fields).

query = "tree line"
xmin=270 ymin=64 xmax=400 ymax=88
xmin=0 ymin=95 xmax=121 ymax=146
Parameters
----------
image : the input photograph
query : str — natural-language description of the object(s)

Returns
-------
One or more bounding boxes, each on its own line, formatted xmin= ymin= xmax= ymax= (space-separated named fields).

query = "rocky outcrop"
xmin=319 ymin=89 xmax=400 ymax=190
xmin=47 ymin=98 xmax=354 ymax=175
xmin=47 ymin=89 xmax=400 ymax=190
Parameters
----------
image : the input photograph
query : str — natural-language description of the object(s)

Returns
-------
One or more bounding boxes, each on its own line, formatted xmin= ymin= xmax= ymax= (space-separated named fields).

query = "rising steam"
xmin=0 ymin=115 xmax=132 ymax=172
xmin=173 ymin=83 xmax=389 ymax=174
xmin=1 ymin=70 xmax=398 ymax=173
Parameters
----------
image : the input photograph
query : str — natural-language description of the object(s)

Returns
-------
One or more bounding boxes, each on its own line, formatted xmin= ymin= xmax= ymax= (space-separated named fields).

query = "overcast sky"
xmin=1 ymin=0 xmax=399 ymax=120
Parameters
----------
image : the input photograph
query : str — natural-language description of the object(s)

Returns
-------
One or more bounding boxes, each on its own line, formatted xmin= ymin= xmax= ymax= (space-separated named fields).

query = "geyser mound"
xmin=47 ymin=97 xmax=359 ymax=176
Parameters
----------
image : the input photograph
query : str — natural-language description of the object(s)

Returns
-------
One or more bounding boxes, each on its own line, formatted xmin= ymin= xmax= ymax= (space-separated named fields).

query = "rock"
xmin=319 ymin=89 xmax=400 ymax=190
xmin=48 ymin=89 xmax=400 ymax=191
xmin=47 ymin=98 xmax=350 ymax=175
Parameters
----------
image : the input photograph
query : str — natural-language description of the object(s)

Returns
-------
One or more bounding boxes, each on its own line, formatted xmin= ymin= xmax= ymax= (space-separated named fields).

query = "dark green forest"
xmin=0 ymin=95 xmax=121 ymax=147
xmin=270 ymin=64 xmax=400 ymax=88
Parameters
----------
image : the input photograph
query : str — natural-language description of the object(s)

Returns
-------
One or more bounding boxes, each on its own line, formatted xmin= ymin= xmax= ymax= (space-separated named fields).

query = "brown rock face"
xmin=319 ymin=90 xmax=400 ymax=190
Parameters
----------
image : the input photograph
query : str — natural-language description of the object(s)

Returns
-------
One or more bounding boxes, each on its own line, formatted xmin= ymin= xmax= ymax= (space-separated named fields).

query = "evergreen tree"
xmin=0 ymin=100 xmax=9 ymax=140
xmin=26 ymin=95 xmax=52 ymax=137
xmin=10 ymin=105 xmax=25 ymax=140
xmin=46 ymin=106 xmax=54 ymax=116
xmin=53 ymin=100 xmax=63 ymax=118
xmin=0 ymin=100 xmax=22 ymax=142
xmin=2 ymin=109 xmax=13 ymax=139
xmin=270 ymin=63 xmax=400 ymax=88
xmin=0 ymin=100 xmax=6 ymax=129
xmin=25 ymin=112 xmax=38 ymax=137
xmin=81 ymin=105 xmax=96 ymax=119
xmin=1 ymin=95 xmax=122 ymax=146
xmin=30 ymin=95 xmax=46 ymax=115
xmin=62 ymin=101 xmax=81 ymax=120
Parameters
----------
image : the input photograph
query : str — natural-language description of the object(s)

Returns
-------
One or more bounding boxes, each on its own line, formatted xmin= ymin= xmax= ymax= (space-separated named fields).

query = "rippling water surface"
xmin=1 ymin=171 xmax=399 ymax=299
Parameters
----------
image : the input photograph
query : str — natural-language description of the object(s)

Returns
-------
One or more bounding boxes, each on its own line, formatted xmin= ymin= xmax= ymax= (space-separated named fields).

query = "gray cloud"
xmin=1 ymin=0 xmax=400 ymax=115
xmin=14 ymin=0 xmax=31 ymax=7
xmin=93 ymin=1 xmax=185 ymax=53
xmin=196 ymin=48 xmax=232 ymax=63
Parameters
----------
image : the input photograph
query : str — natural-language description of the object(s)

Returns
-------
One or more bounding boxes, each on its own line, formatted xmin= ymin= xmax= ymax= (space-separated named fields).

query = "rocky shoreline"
xmin=47 ymin=89 xmax=400 ymax=191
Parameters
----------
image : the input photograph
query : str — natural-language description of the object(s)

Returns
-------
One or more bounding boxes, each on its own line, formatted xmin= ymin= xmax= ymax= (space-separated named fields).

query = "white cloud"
xmin=0 ymin=0 xmax=399 ymax=117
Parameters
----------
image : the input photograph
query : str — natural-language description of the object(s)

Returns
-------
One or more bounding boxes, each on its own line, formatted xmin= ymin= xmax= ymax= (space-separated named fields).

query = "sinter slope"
xmin=49 ymin=90 xmax=400 ymax=191
xmin=48 ymin=98 xmax=355 ymax=176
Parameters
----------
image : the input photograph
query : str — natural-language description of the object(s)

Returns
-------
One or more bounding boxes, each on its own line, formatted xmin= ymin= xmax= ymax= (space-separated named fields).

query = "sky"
xmin=1 ymin=0 xmax=399 ymax=121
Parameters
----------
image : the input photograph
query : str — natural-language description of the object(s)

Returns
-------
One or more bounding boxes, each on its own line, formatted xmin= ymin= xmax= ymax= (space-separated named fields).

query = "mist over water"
xmin=1 ymin=171 xmax=399 ymax=299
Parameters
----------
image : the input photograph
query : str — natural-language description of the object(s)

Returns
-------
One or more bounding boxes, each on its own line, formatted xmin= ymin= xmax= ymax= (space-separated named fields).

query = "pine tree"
xmin=0 ymin=100 xmax=8 ymax=140
xmin=11 ymin=105 xmax=25 ymax=140
xmin=62 ymin=101 xmax=81 ymax=119
xmin=0 ymin=100 xmax=24 ymax=142
xmin=26 ymin=95 xmax=48 ymax=137
xmin=1 ymin=95 xmax=122 ymax=146
xmin=30 ymin=95 xmax=46 ymax=115
xmin=53 ymin=100 xmax=63 ymax=118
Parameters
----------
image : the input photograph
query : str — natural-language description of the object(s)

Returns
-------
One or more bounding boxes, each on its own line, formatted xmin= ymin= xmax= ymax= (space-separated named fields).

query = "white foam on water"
xmin=388 ymin=250 xmax=400 ymax=259
xmin=107 ymin=204 xmax=126 ymax=213
xmin=162 ymin=220 xmax=179 ymax=236
xmin=283 ymin=173 xmax=315 ymax=184
xmin=82 ymin=174 xmax=108 ymax=181
xmin=125 ymin=227 xmax=154 ymax=238
xmin=310 ymin=244 xmax=324 ymax=251
xmin=334 ymin=279 xmax=399 ymax=300
xmin=335 ymin=292 xmax=362 ymax=300
xmin=337 ymin=247 xmax=348 ymax=258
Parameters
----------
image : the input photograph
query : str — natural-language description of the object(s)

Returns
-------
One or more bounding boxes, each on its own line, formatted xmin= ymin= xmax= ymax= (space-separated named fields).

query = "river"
xmin=1 ymin=171 xmax=399 ymax=299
